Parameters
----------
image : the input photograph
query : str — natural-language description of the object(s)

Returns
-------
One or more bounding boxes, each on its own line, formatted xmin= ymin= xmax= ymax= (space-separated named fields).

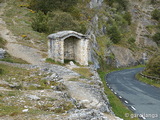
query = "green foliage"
xmin=47 ymin=11 xmax=84 ymax=33
xmin=72 ymin=68 xmax=93 ymax=79
xmin=29 ymin=0 xmax=78 ymax=14
xmin=108 ymin=26 xmax=121 ymax=44
xmin=136 ymin=74 xmax=160 ymax=88
xmin=0 ymin=37 xmax=6 ymax=48
xmin=105 ymin=0 xmax=129 ymax=11
xmin=0 ymin=68 xmax=3 ymax=75
xmin=0 ymin=53 xmax=28 ymax=64
xmin=46 ymin=58 xmax=64 ymax=65
xmin=151 ymin=0 xmax=158 ymax=4
xmin=151 ymin=9 xmax=160 ymax=21
xmin=123 ymin=12 xmax=132 ymax=25
xmin=128 ymin=37 xmax=136 ymax=44
xmin=145 ymin=54 xmax=160 ymax=77
xmin=31 ymin=11 xmax=49 ymax=33
xmin=152 ymin=32 xmax=160 ymax=45
xmin=31 ymin=11 xmax=86 ymax=34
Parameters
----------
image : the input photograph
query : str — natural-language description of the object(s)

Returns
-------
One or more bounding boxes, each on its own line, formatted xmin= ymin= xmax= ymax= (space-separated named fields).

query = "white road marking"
xmin=125 ymin=100 xmax=128 ymax=104
xmin=111 ymin=89 xmax=113 ymax=91
xmin=141 ymin=115 xmax=146 ymax=120
xmin=131 ymin=106 xmax=136 ymax=111
xmin=119 ymin=96 xmax=122 ymax=98
xmin=114 ymin=92 xmax=117 ymax=94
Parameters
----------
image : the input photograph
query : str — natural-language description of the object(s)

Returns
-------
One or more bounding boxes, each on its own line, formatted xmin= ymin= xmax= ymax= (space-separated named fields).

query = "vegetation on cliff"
xmin=144 ymin=54 xmax=160 ymax=78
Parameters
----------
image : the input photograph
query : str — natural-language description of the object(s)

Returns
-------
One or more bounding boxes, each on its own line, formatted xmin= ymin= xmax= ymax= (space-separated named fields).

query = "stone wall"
xmin=48 ymin=31 xmax=89 ymax=66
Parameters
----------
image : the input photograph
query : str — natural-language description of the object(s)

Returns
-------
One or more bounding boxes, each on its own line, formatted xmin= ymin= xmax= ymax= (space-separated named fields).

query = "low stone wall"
xmin=140 ymin=72 xmax=160 ymax=81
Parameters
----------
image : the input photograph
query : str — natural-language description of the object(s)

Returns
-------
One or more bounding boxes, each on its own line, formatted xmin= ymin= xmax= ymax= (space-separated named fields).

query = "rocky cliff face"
xmin=88 ymin=0 xmax=159 ymax=68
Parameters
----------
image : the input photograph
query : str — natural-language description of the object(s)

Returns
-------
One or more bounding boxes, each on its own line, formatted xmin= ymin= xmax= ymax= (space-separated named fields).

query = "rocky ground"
xmin=0 ymin=61 xmax=123 ymax=120
xmin=0 ymin=1 xmax=124 ymax=120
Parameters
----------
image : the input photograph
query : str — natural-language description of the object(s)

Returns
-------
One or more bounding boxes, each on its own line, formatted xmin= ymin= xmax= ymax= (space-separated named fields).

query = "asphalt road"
xmin=106 ymin=68 xmax=160 ymax=120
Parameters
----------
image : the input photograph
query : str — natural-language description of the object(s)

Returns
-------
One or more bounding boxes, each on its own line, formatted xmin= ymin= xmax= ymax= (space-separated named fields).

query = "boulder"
xmin=0 ymin=48 xmax=6 ymax=59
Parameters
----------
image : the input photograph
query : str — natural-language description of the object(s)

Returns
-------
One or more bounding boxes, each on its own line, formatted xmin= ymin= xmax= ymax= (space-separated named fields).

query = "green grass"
xmin=2 ymin=0 xmax=48 ymax=52
xmin=0 ymin=53 xmax=29 ymax=64
xmin=0 ymin=105 xmax=23 ymax=117
xmin=46 ymin=58 xmax=64 ymax=65
xmin=72 ymin=68 xmax=93 ymax=79
xmin=136 ymin=74 xmax=160 ymax=88
xmin=0 ymin=63 xmax=51 ymax=90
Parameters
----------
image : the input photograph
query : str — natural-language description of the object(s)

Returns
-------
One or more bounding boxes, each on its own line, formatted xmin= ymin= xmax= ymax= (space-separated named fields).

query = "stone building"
xmin=48 ymin=31 xmax=89 ymax=65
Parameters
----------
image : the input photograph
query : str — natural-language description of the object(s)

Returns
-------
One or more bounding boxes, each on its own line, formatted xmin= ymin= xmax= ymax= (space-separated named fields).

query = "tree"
xmin=152 ymin=32 xmax=160 ymax=45
xmin=151 ymin=9 xmax=160 ymax=22
xmin=29 ymin=0 xmax=78 ymax=14
xmin=108 ymin=26 xmax=121 ymax=44
xmin=123 ymin=12 xmax=132 ymax=25
xmin=31 ymin=11 xmax=49 ymax=33
xmin=47 ymin=11 xmax=81 ymax=33
xmin=145 ymin=54 xmax=160 ymax=77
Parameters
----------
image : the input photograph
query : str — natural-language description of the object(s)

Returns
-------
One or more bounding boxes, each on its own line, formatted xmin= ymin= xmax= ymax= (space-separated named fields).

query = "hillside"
xmin=0 ymin=0 xmax=160 ymax=119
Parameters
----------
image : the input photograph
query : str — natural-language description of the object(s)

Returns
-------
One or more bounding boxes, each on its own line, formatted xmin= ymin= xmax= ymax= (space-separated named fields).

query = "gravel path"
xmin=0 ymin=3 xmax=43 ymax=65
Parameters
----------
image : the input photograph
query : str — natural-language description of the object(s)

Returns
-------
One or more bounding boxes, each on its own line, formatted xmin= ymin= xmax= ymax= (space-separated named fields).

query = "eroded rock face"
xmin=128 ymin=0 xmax=158 ymax=48
xmin=106 ymin=46 xmax=136 ymax=67
xmin=89 ymin=0 xmax=104 ymax=8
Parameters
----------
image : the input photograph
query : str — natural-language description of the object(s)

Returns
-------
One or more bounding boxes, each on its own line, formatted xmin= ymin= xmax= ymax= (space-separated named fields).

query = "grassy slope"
xmin=136 ymin=73 xmax=160 ymax=88
xmin=2 ymin=0 xmax=47 ymax=52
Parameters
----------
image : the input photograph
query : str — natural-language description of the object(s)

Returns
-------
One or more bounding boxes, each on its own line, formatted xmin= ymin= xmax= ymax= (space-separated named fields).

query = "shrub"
xmin=47 ymin=11 xmax=81 ymax=33
xmin=29 ymin=0 xmax=78 ymax=14
xmin=0 ymin=37 xmax=6 ymax=48
xmin=0 ymin=68 xmax=3 ymax=75
xmin=145 ymin=54 xmax=160 ymax=77
xmin=108 ymin=26 xmax=121 ymax=44
xmin=128 ymin=37 xmax=136 ymax=44
xmin=105 ymin=0 xmax=129 ymax=11
xmin=31 ymin=11 xmax=49 ymax=33
xmin=151 ymin=9 xmax=160 ymax=21
xmin=152 ymin=32 xmax=160 ymax=45
xmin=123 ymin=12 xmax=132 ymax=25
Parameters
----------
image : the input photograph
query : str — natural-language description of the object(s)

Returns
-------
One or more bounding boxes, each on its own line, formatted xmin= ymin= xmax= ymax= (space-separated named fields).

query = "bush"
xmin=123 ymin=12 xmax=132 ymax=25
xmin=0 ymin=37 xmax=6 ymax=48
xmin=47 ymin=11 xmax=82 ymax=33
xmin=151 ymin=9 xmax=160 ymax=21
xmin=0 ymin=68 xmax=3 ymax=75
xmin=108 ymin=26 xmax=121 ymax=44
xmin=105 ymin=0 xmax=129 ymax=11
xmin=31 ymin=11 xmax=49 ymax=33
xmin=29 ymin=0 xmax=78 ymax=14
xmin=145 ymin=54 xmax=160 ymax=77
xmin=152 ymin=32 xmax=160 ymax=45
xmin=31 ymin=11 xmax=86 ymax=34
xmin=128 ymin=37 xmax=136 ymax=44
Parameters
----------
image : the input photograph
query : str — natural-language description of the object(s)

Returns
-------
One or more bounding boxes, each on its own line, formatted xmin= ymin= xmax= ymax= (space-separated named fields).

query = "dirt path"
xmin=0 ymin=3 xmax=43 ymax=65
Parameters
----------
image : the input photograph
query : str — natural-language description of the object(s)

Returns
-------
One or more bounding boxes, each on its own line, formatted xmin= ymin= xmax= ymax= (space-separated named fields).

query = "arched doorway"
xmin=63 ymin=36 xmax=81 ymax=63
xmin=48 ymin=31 xmax=89 ymax=65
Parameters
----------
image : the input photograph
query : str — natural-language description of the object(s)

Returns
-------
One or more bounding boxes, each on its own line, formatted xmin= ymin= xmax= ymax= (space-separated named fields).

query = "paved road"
xmin=106 ymin=68 xmax=160 ymax=120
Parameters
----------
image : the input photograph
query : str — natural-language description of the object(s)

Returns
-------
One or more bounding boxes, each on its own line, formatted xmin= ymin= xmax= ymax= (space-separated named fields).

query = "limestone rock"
xmin=107 ymin=46 xmax=136 ymax=67
xmin=0 ymin=48 xmax=6 ymax=59
xmin=89 ymin=0 xmax=104 ymax=8
xmin=27 ymin=95 xmax=40 ymax=100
